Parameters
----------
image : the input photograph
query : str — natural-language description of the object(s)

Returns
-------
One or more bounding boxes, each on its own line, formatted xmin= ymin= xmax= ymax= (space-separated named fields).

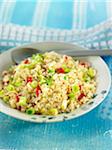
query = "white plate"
xmin=0 ymin=42 xmax=111 ymax=123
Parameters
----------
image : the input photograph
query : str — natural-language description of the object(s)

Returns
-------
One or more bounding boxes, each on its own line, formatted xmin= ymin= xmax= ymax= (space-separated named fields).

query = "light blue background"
xmin=0 ymin=0 xmax=111 ymax=29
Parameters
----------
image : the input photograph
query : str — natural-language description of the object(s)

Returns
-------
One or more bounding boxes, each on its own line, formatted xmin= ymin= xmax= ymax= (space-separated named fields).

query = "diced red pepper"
xmin=56 ymin=68 xmax=65 ymax=74
xmin=36 ymin=85 xmax=41 ymax=97
xmin=24 ymin=59 xmax=30 ymax=64
xmin=16 ymin=95 xmax=20 ymax=102
xmin=78 ymin=93 xmax=85 ymax=101
xmin=27 ymin=77 xmax=33 ymax=83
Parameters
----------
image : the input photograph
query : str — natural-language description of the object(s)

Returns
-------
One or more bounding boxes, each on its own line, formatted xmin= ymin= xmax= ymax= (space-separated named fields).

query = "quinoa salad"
xmin=0 ymin=51 xmax=96 ymax=115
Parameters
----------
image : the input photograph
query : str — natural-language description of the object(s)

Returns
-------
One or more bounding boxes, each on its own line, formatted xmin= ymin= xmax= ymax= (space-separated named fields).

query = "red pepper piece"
xmin=36 ymin=85 xmax=41 ymax=97
xmin=78 ymin=93 xmax=85 ymax=101
xmin=27 ymin=77 xmax=33 ymax=83
xmin=24 ymin=59 xmax=30 ymax=64
xmin=16 ymin=95 xmax=20 ymax=102
xmin=56 ymin=68 xmax=65 ymax=74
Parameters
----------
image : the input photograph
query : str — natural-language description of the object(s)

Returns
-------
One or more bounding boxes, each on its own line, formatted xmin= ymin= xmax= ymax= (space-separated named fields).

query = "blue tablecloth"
xmin=0 ymin=0 xmax=111 ymax=29
xmin=0 ymin=1 xmax=112 ymax=150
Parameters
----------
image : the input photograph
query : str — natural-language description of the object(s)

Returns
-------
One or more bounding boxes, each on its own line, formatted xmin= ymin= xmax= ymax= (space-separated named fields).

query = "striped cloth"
xmin=0 ymin=19 xmax=112 ymax=52
xmin=0 ymin=0 xmax=112 ymax=120
xmin=0 ymin=0 xmax=112 ymax=29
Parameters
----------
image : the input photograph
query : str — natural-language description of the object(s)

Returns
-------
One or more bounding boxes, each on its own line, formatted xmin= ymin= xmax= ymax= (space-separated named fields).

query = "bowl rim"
xmin=0 ymin=41 xmax=111 ymax=123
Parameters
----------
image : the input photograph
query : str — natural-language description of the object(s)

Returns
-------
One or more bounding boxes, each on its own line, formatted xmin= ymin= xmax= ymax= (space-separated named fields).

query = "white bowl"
xmin=0 ymin=42 xmax=111 ymax=123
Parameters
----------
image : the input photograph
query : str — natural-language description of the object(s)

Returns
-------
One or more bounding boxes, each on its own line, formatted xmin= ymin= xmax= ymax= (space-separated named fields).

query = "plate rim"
xmin=0 ymin=42 xmax=111 ymax=123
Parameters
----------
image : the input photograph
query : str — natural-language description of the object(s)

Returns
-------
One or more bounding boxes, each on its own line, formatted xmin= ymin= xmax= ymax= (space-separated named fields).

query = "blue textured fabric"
xmin=0 ymin=0 xmax=111 ymax=29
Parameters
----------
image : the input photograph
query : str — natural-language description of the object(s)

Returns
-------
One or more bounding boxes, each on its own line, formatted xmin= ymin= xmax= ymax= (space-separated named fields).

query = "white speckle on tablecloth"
xmin=43 ymin=125 xmax=48 ymax=135
xmin=71 ymin=124 xmax=79 ymax=128
xmin=104 ymin=130 xmax=112 ymax=139
xmin=8 ymin=130 xmax=12 ymax=134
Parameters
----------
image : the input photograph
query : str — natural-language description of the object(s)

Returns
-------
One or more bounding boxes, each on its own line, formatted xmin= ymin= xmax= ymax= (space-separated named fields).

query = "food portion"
xmin=0 ymin=51 xmax=96 ymax=115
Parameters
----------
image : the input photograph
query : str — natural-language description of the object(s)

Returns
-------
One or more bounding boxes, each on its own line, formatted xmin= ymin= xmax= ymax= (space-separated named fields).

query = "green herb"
xmin=64 ymin=76 xmax=67 ymax=80
xmin=92 ymin=94 xmax=97 ymax=99
xmin=48 ymin=69 xmax=55 ymax=74
xmin=26 ymin=108 xmax=35 ymax=115
xmin=46 ymin=78 xmax=52 ymax=86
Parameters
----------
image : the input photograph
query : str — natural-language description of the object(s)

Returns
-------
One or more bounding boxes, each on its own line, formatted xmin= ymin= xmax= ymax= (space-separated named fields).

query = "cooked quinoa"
xmin=0 ymin=51 xmax=96 ymax=115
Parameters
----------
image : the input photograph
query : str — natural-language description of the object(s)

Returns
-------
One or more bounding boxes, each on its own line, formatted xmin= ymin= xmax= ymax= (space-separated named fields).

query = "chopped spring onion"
xmin=64 ymin=76 xmax=67 ymax=80
xmin=64 ymin=68 xmax=71 ymax=73
xmin=46 ymin=78 xmax=52 ymax=86
xmin=26 ymin=63 xmax=35 ymax=69
xmin=18 ymin=96 xmax=27 ymax=106
xmin=6 ymin=85 xmax=15 ymax=91
xmin=48 ymin=108 xmax=58 ymax=115
xmin=0 ymin=90 xmax=4 ymax=97
xmin=3 ymin=96 xmax=9 ymax=102
xmin=26 ymin=108 xmax=35 ymax=115
xmin=30 ymin=81 xmax=38 ymax=88
xmin=40 ymin=78 xmax=46 ymax=85
xmin=87 ymin=68 xmax=95 ymax=78
xmin=14 ymin=81 xmax=22 ymax=87
xmin=72 ymin=84 xmax=79 ymax=93
xmin=62 ymin=64 xmax=71 ymax=73
xmin=68 ymin=92 xmax=75 ymax=99
xmin=39 ymin=75 xmax=46 ymax=85
xmin=32 ymin=54 xmax=43 ymax=62
xmin=48 ymin=69 xmax=55 ymax=74
xmin=83 ymin=74 xmax=91 ymax=82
